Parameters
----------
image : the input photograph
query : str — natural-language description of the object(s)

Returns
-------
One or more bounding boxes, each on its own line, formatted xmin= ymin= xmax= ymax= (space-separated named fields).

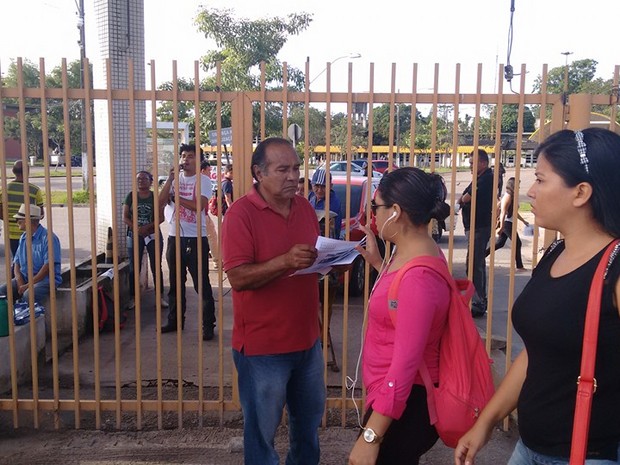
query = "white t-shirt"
xmin=167 ymin=173 xmax=212 ymax=237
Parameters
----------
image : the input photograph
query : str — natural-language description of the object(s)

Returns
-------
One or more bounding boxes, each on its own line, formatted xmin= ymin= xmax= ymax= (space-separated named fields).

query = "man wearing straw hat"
xmin=0 ymin=204 xmax=62 ymax=305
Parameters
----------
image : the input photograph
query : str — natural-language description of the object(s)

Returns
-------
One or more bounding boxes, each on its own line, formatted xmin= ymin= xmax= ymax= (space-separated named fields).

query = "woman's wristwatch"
xmin=362 ymin=427 xmax=383 ymax=444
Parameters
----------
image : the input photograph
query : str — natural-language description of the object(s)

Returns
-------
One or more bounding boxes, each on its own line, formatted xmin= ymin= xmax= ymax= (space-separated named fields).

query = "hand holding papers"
xmin=293 ymin=236 xmax=367 ymax=276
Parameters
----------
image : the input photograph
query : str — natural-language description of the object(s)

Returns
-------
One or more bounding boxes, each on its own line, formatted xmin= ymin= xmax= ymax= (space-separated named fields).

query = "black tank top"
xmin=512 ymin=240 xmax=620 ymax=460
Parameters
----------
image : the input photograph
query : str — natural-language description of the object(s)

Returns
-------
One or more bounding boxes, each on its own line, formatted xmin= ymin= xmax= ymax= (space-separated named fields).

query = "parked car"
xmin=328 ymin=161 xmax=382 ymax=178
xmin=331 ymin=175 xmax=381 ymax=296
xmin=352 ymin=158 xmax=398 ymax=174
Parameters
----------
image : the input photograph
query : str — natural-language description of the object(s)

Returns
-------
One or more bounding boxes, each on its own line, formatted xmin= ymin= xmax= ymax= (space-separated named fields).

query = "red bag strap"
xmin=569 ymin=239 xmax=620 ymax=465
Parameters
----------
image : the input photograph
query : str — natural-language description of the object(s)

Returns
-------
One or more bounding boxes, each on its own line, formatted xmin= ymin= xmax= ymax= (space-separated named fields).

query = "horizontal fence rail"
xmin=0 ymin=58 xmax=618 ymax=431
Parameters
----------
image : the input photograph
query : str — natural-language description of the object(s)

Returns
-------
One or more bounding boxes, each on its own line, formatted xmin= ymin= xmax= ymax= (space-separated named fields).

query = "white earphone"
xmin=379 ymin=210 xmax=398 ymax=240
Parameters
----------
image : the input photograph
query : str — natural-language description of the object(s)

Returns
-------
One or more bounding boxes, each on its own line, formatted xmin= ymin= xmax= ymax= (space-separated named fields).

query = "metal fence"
xmin=1 ymin=58 xmax=619 ymax=431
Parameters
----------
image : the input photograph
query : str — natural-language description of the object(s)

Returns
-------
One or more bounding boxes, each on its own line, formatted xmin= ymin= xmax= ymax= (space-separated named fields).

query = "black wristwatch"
xmin=362 ymin=427 xmax=383 ymax=444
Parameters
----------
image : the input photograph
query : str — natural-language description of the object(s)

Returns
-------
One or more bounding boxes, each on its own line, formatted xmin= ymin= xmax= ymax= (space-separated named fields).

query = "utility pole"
xmin=561 ymin=51 xmax=573 ymax=126
xmin=77 ymin=0 xmax=88 ymax=190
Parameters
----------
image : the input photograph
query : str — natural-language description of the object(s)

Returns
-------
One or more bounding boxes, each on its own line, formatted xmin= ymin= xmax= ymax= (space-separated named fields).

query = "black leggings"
xmin=363 ymin=385 xmax=439 ymax=465
xmin=486 ymin=220 xmax=523 ymax=269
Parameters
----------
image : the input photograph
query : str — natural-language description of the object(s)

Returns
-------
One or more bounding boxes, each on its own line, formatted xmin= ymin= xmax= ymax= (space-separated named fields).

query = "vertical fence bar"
xmin=0 ymin=63 xmax=20 ymax=428
xmin=447 ymin=64 xmax=461 ymax=271
xmin=16 ymin=58 xmax=41 ymax=429
xmin=38 ymin=58 xmax=61 ymax=429
xmin=147 ymin=59 xmax=164 ymax=430
xmin=127 ymin=58 xmax=143 ymax=430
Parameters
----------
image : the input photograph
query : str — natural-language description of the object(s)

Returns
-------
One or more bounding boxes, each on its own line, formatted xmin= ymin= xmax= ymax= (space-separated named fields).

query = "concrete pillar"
xmin=93 ymin=0 xmax=146 ymax=256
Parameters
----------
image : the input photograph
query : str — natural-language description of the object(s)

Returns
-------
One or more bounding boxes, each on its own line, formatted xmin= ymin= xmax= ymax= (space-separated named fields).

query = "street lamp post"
xmin=308 ymin=52 xmax=361 ymax=86
xmin=561 ymin=51 xmax=573 ymax=124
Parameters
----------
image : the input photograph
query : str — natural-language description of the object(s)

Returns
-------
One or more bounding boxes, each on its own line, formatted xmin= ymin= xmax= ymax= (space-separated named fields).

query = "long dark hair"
xmin=534 ymin=128 xmax=620 ymax=236
xmin=378 ymin=167 xmax=450 ymax=226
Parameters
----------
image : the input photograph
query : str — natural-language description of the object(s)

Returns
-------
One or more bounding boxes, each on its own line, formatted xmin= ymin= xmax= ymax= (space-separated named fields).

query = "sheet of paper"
xmin=292 ymin=236 xmax=366 ymax=276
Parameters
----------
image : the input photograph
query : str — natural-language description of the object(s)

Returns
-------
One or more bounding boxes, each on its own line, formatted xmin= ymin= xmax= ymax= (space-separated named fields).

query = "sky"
xmin=1 ymin=0 xmax=619 ymax=96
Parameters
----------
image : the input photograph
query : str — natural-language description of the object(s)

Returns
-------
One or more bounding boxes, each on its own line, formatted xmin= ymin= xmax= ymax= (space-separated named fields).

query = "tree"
xmin=532 ymin=58 xmax=618 ymax=122
xmin=3 ymin=59 xmax=91 ymax=159
xmin=372 ymin=104 xmax=414 ymax=147
xmin=532 ymin=59 xmax=598 ymax=95
xmin=484 ymin=104 xmax=536 ymax=134
xmin=154 ymin=7 xmax=314 ymax=144
xmin=330 ymin=113 xmax=367 ymax=155
xmin=3 ymin=60 xmax=43 ymax=159
xmin=288 ymin=106 xmax=326 ymax=148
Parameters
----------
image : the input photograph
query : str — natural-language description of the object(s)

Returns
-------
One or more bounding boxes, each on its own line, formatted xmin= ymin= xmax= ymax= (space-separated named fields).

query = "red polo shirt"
xmin=222 ymin=186 xmax=320 ymax=355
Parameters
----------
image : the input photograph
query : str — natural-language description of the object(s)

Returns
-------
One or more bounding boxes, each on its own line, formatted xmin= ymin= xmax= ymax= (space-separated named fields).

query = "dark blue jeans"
xmin=232 ymin=339 xmax=326 ymax=465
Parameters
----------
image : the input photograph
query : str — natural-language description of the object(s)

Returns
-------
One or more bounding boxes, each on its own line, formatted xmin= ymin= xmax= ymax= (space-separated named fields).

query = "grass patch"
xmin=44 ymin=190 xmax=92 ymax=205
xmin=519 ymin=203 xmax=532 ymax=212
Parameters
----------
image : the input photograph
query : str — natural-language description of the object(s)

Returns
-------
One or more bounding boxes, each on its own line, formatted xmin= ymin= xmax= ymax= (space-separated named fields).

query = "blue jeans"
xmin=232 ymin=339 xmax=326 ymax=465
xmin=0 ymin=278 xmax=51 ymax=305
xmin=509 ymin=439 xmax=620 ymax=465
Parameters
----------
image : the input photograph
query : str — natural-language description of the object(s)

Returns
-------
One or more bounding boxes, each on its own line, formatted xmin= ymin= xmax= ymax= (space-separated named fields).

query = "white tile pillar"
xmin=93 ymin=0 xmax=146 ymax=256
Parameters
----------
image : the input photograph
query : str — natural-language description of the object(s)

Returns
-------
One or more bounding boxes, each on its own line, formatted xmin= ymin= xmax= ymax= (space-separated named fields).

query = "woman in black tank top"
xmin=455 ymin=128 xmax=620 ymax=465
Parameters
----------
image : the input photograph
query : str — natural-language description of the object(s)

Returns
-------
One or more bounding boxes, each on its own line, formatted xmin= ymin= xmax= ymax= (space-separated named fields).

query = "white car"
xmin=328 ymin=162 xmax=382 ymax=178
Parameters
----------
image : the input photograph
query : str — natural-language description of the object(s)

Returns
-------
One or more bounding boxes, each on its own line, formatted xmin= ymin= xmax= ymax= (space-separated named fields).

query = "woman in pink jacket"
xmin=348 ymin=167 xmax=451 ymax=465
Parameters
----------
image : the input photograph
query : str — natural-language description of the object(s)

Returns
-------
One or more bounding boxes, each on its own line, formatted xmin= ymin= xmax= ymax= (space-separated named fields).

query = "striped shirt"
xmin=0 ymin=181 xmax=44 ymax=240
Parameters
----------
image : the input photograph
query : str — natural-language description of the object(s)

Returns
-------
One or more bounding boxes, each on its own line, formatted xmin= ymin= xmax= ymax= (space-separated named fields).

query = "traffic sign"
xmin=208 ymin=127 xmax=232 ymax=145
xmin=288 ymin=123 xmax=302 ymax=144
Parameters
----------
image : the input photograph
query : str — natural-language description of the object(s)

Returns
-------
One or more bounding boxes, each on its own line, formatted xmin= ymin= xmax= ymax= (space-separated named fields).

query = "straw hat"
xmin=13 ymin=204 xmax=42 ymax=220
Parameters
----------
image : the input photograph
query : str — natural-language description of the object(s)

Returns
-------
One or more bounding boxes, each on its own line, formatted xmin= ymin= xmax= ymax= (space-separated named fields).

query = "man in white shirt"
xmin=159 ymin=144 xmax=216 ymax=340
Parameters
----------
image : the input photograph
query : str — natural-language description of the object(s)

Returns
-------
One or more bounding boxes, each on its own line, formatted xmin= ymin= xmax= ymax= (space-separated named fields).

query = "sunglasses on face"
xmin=370 ymin=199 xmax=390 ymax=215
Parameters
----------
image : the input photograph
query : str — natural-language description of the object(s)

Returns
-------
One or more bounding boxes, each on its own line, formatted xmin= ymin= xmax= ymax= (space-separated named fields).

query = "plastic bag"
xmin=13 ymin=301 xmax=46 ymax=325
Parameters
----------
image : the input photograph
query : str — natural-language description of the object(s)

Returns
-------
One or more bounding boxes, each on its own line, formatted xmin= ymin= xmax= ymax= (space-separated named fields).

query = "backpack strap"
xmin=386 ymin=256 xmax=475 ymax=426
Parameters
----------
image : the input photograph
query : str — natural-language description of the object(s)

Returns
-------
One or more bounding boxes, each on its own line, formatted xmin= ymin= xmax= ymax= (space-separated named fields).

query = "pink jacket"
xmin=363 ymin=265 xmax=450 ymax=419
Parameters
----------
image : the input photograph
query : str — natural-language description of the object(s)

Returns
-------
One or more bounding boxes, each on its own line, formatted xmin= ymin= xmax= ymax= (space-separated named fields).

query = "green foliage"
xmin=532 ymin=59 xmax=599 ymax=94
xmin=156 ymin=8 xmax=313 ymax=143
xmin=531 ymin=58 xmax=618 ymax=122
xmin=2 ymin=59 xmax=93 ymax=160
xmin=483 ymin=104 xmax=536 ymax=134
xmin=45 ymin=189 xmax=91 ymax=205
xmin=330 ymin=113 xmax=367 ymax=154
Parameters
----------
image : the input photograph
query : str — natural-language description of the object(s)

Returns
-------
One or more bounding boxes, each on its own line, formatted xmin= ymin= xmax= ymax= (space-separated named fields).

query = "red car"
xmin=331 ymin=175 xmax=381 ymax=295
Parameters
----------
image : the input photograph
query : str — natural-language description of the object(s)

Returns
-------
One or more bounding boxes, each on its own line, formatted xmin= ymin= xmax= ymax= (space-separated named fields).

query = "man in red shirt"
xmin=222 ymin=138 xmax=325 ymax=465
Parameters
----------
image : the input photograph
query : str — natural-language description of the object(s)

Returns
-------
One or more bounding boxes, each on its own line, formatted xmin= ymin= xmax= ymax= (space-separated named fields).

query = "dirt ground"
xmin=1 ymin=422 xmax=518 ymax=465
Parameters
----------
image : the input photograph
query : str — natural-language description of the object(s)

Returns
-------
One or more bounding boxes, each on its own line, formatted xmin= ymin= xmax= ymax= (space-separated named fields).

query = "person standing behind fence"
xmin=308 ymin=168 xmax=342 ymax=239
xmin=0 ymin=204 xmax=61 ymax=305
xmin=0 ymin=160 xmax=44 ymax=257
xmin=222 ymin=138 xmax=325 ymax=465
xmin=122 ymin=171 xmax=167 ymax=309
xmin=455 ymin=128 xmax=620 ymax=465
xmin=485 ymin=177 xmax=529 ymax=271
xmin=348 ymin=167 xmax=451 ymax=465
xmin=200 ymin=160 xmax=220 ymax=270
xmin=457 ymin=149 xmax=494 ymax=317
xmin=159 ymin=144 xmax=216 ymax=341
xmin=221 ymin=164 xmax=234 ymax=213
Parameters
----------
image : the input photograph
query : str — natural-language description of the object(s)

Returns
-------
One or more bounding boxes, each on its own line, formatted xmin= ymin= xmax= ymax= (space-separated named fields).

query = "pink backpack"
xmin=387 ymin=256 xmax=495 ymax=448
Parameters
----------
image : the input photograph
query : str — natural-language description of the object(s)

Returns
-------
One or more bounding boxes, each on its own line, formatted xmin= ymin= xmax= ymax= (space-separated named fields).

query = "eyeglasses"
xmin=370 ymin=199 xmax=390 ymax=215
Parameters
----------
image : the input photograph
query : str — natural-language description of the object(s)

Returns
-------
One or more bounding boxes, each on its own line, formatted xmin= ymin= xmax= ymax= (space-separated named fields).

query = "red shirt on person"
xmin=222 ymin=186 xmax=320 ymax=356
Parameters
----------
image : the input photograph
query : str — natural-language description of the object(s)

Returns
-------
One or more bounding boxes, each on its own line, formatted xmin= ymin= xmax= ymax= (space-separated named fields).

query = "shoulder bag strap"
xmin=386 ymin=255 xmax=455 ymax=425
xmin=569 ymin=239 xmax=620 ymax=464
